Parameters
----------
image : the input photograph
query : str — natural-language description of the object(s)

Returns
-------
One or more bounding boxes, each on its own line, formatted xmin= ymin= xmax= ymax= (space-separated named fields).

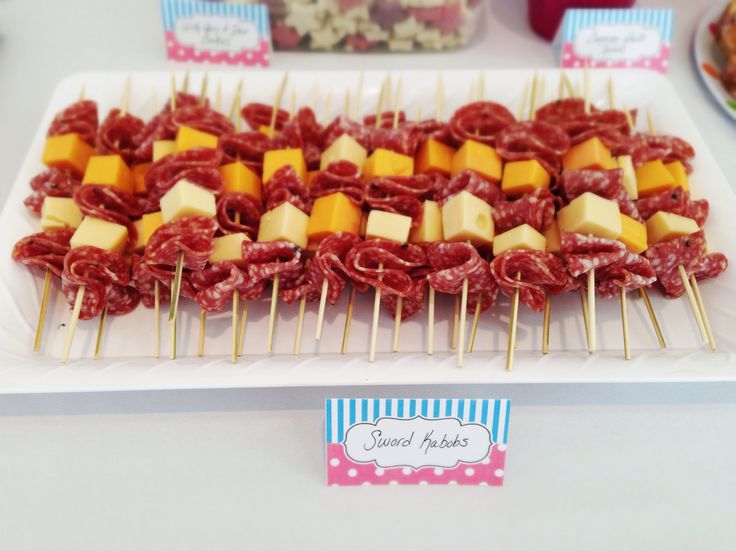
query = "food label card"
xmin=326 ymin=399 xmax=510 ymax=486
xmin=161 ymin=0 xmax=271 ymax=67
xmin=559 ymin=9 xmax=675 ymax=73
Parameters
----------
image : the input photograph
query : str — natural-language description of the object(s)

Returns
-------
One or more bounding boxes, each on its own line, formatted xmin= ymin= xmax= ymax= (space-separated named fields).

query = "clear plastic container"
xmin=265 ymin=0 xmax=482 ymax=52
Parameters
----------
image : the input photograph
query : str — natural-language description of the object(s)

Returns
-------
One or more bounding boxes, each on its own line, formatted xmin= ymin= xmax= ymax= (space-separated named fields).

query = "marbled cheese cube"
xmin=160 ymin=179 xmax=216 ymax=222
xmin=492 ymin=224 xmax=546 ymax=256
xmin=40 ymin=197 xmax=83 ymax=231
xmin=257 ymin=201 xmax=309 ymax=249
xmin=441 ymin=190 xmax=494 ymax=246
xmin=70 ymin=216 xmax=128 ymax=253
xmin=646 ymin=211 xmax=699 ymax=245
xmin=557 ymin=192 xmax=622 ymax=240
xmin=365 ymin=210 xmax=412 ymax=243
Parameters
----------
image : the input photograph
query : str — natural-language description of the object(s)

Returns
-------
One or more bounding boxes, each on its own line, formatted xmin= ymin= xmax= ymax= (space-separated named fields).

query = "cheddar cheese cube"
xmin=501 ymin=159 xmax=550 ymax=197
xmin=441 ymin=190 xmax=494 ymax=246
xmin=451 ymin=140 xmax=503 ymax=183
xmin=365 ymin=210 xmax=412 ymax=243
xmin=415 ymin=139 xmax=455 ymax=178
xmin=614 ymin=156 xmax=638 ymax=200
xmin=40 ymin=197 xmax=83 ymax=231
xmin=363 ymin=148 xmax=414 ymax=180
xmin=210 ymin=232 xmax=250 ymax=266
xmin=305 ymin=170 xmax=318 ymax=188
xmin=133 ymin=211 xmax=164 ymax=252
xmin=160 ymin=179 xmax=216 ymax=222
xmin=562 ymin=137 xmax=613 ymax=171
xmin=220 ymin=162 xmax=262 ymax=201
xmin=635 ymin=160 xmax=675 ymax=198
xmin=664 ymin=161 xmax=689 ymax=193
xmin=132 ymin=162 xmax=152 ymax=195
xmin=307 ymin=192 xmax=362 ymax=241
xmin=320 ymin=134 xmax=367 ymax=172
xmin=82 ymin=155 xmax=134 ymax=195
xmin=619 ymin=214 xmax=648 ymax=254
xmin=409 ymin=200 xmax=443 ymax=243
xmin=257 ymin=201 xmax=309 ymax=249
xmin=259 ymin=125 xmax=278 ymax=138
xmin=557 ymin=192 xmax=622 ymax=240
xmin=263 ymin=148 xmax=307 ymax=184
xmin=492 ymin=224 xmax=546 ymax=257
xmin=41 ymin=133 xmax=95 ymax=177
xmin=645 ymin=211 xmax=699 ymax=245
xmin=175 ymin=125 xmax=218 ymax=152
xmin=544 ymin=219 xmax=562 ymax=255
xmin=70 ymin=217 xmax=128 ymax=254
xmin=153 ymin=140 xmax=176 ymax=162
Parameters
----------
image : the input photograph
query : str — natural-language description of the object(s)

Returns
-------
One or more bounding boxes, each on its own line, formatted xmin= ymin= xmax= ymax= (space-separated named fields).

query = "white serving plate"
xmin=1 ymin=69 xmax=735 ymax=393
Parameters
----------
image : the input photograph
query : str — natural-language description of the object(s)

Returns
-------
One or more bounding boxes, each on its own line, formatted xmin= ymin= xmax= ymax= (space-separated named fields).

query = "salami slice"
xmin=310 ymin=161 xmax=364 ymax=206
xmin=635 ymin=187 xmax=709 ymax=227
xmin=381 ymin=267 xmax=429 ymax=321
xmin=436 ymin=170 xmax=503 ymax=206
xmin=447 ymin=101 xmax=516 ymax=147
xmin=241 ymin=240 xmax=304 ymax=289
xmin=47 ymin=100 xmax=98 ymax=146
xmin=595 ymin=252 xmax=656 ymax=298
xmin=561 ymin=232 xmax=628 ymax=277
xmin=426 ymin=241 xmax=495 ymax=297
xmin=306 ymin=232 xmax=362 ymax=304
xmin=166 ymin=105 xmax=235 ymax=137
xmin=263 ymin=165 xmax=312 ymax=214
xmin=490 ymin=250 xmax=573 ymax=311
xmin=363 ymin=111 xmax=406 ymax=129
xmin=220 ymin=131 xmax=272 ymax=173
xmin=492 ymin=188 xmax=556 ymax=233
xmin=73 ymin=184 xmax=142 ymax=250
xmin=216 ymin=192 xmax=262 ymax=238
xmin=96 ymin=109 xmax=146 ymax=165
xmin=272 ymin=107 xmax=324 ymax=169
xmin=614 ymin=133 xmax=696 ymax=173
xmin=560 ymin=169 xmax=641 ymax=221
xmin=132 ymin=255 xmax=170 ymax=308
xmin=143 ymin=217 xmax=216 ymax=283
xmin=190 ymin=261 xmax=249 ymax=312
xmin=495 ymin=120 xmax=571 ymax=174
xmin=24 ymin=169 xmax=80 ymax=214
xmin=279 ymin=268 xmax=320 ymax=304
xmin=12 ymin=229 xmax=74 ymax=277
xmin=144 ymin=148 xmax=224 ymax=203
xmin=344 ymin=239 xmax=426 ymax=296
xmin=369 ymin=126 xmax=423 ymax=157
xmin=321 ymin=116 xmax=374 ymax=152
xmin=242 ymin=102 xmax=289 ymax=132
xmin=364 ymin=173 xmax=442 ymax=226
xmin=535 ymin=99 xmax=631 ymax=150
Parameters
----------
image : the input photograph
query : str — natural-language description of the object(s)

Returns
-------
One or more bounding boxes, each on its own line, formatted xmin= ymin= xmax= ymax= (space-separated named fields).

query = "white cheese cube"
xmin=492 ymin=224 xmax=546 ymax=257
xmin=320 ymin=134 xmax=368 ymax=172
xmin=40 ymin=196 xmax=82 ymax=231
xmin=153 ymin=140 xmax=176 ymax=162
xmin=70 ymin=216 xmax=128 ymax=253
xmin=557 ymin=192 xmax=622 ymax=240
xmin=441 ymin=190 xmax=494 ymax=246
xmin=615 ymin=155 xmax=638 ymax=200
xmin=365 ymin=210 xmax=412 ymax=243
xmin=646 ymin=211 xmax=699 ymax=245
xmin=160 ymin=179 xmax=216 ymax=223
xmin=257 ymin=202 xmax=309 ymax=249
xmin=544 ymin=219 xmax=562 ymax=255
xmin=211 ymin=233 xmax=251 ymax=266
xmin=409 ymin=200 xmax=443 ymax=244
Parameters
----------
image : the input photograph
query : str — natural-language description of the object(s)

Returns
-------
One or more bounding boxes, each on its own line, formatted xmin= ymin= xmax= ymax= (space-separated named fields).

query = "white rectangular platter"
xmin=1 ymin=69 xmax=735 ymax=393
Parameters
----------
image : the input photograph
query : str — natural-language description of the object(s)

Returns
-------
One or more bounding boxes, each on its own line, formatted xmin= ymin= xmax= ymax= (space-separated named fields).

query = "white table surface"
xmin=1 ymin=1 xmax=735 ymax=549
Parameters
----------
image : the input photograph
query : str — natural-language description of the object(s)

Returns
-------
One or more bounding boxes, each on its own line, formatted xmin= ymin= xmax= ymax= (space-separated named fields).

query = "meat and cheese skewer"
xmin=391 ymin=76 xmax=404 ymax=353
xmin=196 ymin=75 xmax=212 ymax=358
xmin=582 ymin=63 xmax=597 ymax=353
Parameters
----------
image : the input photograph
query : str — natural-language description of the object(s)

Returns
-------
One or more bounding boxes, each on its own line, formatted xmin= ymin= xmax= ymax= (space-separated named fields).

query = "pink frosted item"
xmin=528 ymin=0 xmax=636 ymax=41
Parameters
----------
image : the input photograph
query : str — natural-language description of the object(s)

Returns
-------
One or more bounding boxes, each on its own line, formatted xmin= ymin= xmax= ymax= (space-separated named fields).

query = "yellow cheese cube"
xmin=263 ymin=148 xmax=307 ymax=184
xmin=175 ymin=125 xmax=218 ymax=153
xmin=365 ymin=210 xmax=412 ymax=243
xmin=441 ymin=190 xmax=494 ymax=246
xmin=220 ymin=162 xmax=262 ymax=200
xmin=40 ymin=197 xmax=83 ymax=231
xmin=257 ymin=201 xmax=309 ymax=249
xmin=133 ymin=211 xmax=164 ymax=252
xmin=492 ymin=224 xmax=546 ymax=257
xmin=132 ymin=162 xmax=152 ymax=195
xmin=42 ymin=133 xmax=95 ymax=177
xmin=409 ymin=200 xmax=444 ymax=243
xmin=415 ymin=139 xmax=455 ymax=178
xmin=562 ymin=137 xmax=613 ymax=171
xmin=664 ymin=161 xmax=689 ymax=193
xmin=307 ymin=192 xmax=362 ymax=242
xmin=645 ymin=211 xmax=699 ymax=245
xmin=259 ymin=125 xmax=278 ymax=138
xmin=82 ymin=155 xmax=134 ymax=195
xmin=305 ymin=170 xmax=318 ymax=188
xmin=362 ymin=148 xmax=414 ymax=180
xmin=359 ymin=212 xmax=368 ymax=238
xmin=619 ymin=214 xmax=648 ymax=254
xmin=614 ymin=155 xmax=638 ymax=200
xmin=70 ymin=217 xmax=128 ymax=254
xmin=544 ymin=219 xmax=562 ymax=255
xmin=320 ymin=134 xmax=368 ymax=172
xmin=153 ymin=140 xmax=177 ymax=162
xmin=160 ymin=179 xmax=217 ymax=222
xmin=451 ymin=140 xmax=503 ymax=183
xmin=557 ymin=192 xmax=622 ymax=240
xmin=210 ymin=232 xmax=250 ymax=266
xmin=635 ymin=160 xmax=675 ymax=198
xmin=501 ymin=159 xmax=550 ymax=197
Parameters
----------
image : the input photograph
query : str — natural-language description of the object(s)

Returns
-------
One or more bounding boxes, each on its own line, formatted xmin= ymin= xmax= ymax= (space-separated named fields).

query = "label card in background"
xmin=325 ymin=399 xmax=511 ymax=486
xmin=559 ymin=9 xmax=675 ymax=73
xmin=161 ymin=0 xmax=271 ymax=67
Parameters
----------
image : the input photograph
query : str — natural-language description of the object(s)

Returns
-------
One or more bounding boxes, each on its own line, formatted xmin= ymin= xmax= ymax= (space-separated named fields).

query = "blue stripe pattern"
xmin=325 ymin=399 xmax=512 ymax=445
xmin=161 ymin=0 xmax=270 ymax=38
xmin=563 ymin=8 xmax=674 ymax=43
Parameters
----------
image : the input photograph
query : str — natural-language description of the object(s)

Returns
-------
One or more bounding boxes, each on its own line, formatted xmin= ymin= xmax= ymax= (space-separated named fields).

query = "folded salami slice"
xmin=382 ymin=265 xmax=431 ymax=321
xmin=96 ymin=109 xmax=146 ymax=165
xmin=426 ymin=241 xmax=495 ymax=295
xmin=561 ymin=232 xmax=628 ymax=277
xmin=12 ymin=229 xmax=74 ymax=278
xmin=310 ymin=161 xmax=364 ymax=206
xmin=190 ymin=261 xmax=259 ymax=311
xmin=560 ymin=169 xmax=641 ymax=221
xmin=436 ymin=170 xmax=503 ymax=206
xmin=73 ymin=184 xmax=142 ymax=250
xmin=131 ymin=255 xmax=170 ymax=308
xmin=447 ymin=101 xmax=516 ymax=147
xmin=272 ymin=107 xmax=324 ymax=169
xmin=492 ymin=188 xmax=556 ymax=233
xmin=369 ymin=126 xmax=423 ymax=157
xmin=220 ymin=131 xmax=272 ymax=173
xmin=279 ymin=269 xmax=320 ymax=304
xmin=363 ymin=111 xmax=406 ymax=129
xmin=24 ymin=169 xmax=80 ymax=214
xmin=535 ymin=98 xmax=631 ymax=150
xmin=165 ymin=105 xmax=235 ymax=137
xmin=144 ymin=148 xmax=224 ymax=204
xmin=47 ymin=99 xmax=99 ymax=146
xmin=491 ymin=249 xmax=574 ymax=311
xmin=241 ymin=102 xmax=289 ymax=132
xmin=216 ymin=192 xmax=261 ymax=239
xmin=495 ymin=120 xmax=571 ymax=174
xmin=614 ymin=133 xmax=695 ymax=173
xmin=321 ymin=116 xmax=374 ymax=152
xmin=344 ymin=239 xmax=426 ymax=297
xmin=241 ymin=240 xmax=304 ymax=290
xmin=307 ymin=232 xmax=362 ymax=304
xmin=635 ymin=187 xmax=709 ymax=227
xmin=263 ymin=165 xmax=312 ymax=214
xmin=143 ymin=217 xmax=216 ymax=282
xmin=595 ymin=252 xmax=656 ymax=298
xmin=364 ymin=173 xmax=442 ymax=226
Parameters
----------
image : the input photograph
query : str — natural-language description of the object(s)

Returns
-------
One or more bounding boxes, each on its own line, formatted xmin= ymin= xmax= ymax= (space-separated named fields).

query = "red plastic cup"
xmin=528 ymin=0 xmax=636 ymax=41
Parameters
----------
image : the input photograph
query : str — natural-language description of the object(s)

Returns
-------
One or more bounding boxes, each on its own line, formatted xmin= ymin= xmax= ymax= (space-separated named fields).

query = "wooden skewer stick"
xmin=542 ymin=296 xmax=552 ymax=355
xmin=587 ymin=268 xmax=596 ymax=353
xmin=427 ymin=288 xmax=435 ymax=355
xmin=690 ymin=275 xmax=716 ymax=351
xmin=579 ymin=286 xmax=591 ymax=348
xmin=33 ymin=269 xmax=53 ymax=352
xmin=621 ymin=287 xmax=631 ymax=360
xmin=154 ymin=280 xmax=161 ymax=358
xmin=341 ymin=286 xmax=356 ymax=354
xmin=170 ymin=307 xmax=177 ymax=360
xmin=352 ymin=71 xmax=364 ymax=120
xmin=268 ymin=72 xmax=289 ymax=138
xmin=168 ymin=251 xmax=184 ymax=325
xmin=457 ymin=278 xmax=469 ymax=367
xmin=369 ymin=263 xmax=383 ymax=363
xmin=182 ymin=69 xmax=190 ymax=94
xmin=93 ymin=306 xmax=108 ymax=360
xmin=238 ymin=300 xmax=249 ymax=357
xmin=505 ymin=273 xmax=521 ymax=371
xmin=315 ymin=278 xmax=329 ymax=340
xmin=197 ymin=308 xmax=206 ymax=357
xmin=391 ymin=77 xmax=404 ymax=353
xmin=451 ymin=295 xmax=459 ymax=350
xmin=169 ymin=73 xmax=177 ymax=111
xmin=199 ymin=73 xmax=209 ymax=106
xmin=229 ymin=79 xmax=243 ymax=121
xmin=61 ymin=286 xmax=85 ymax=363
xmin=231 ymin=290 xmax=239 ymax=363
xmin=293 ymin=289 xmax=307 ymax=357
xmin=466 ymin=295 xmax=483 ymax=354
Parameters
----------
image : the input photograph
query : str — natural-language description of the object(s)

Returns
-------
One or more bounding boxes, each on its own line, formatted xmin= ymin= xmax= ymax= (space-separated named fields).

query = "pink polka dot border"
xmin=560 ymin=42 xmax=670 ymax=74
xmin=164 ymin=31 xmax=270 ymax=67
